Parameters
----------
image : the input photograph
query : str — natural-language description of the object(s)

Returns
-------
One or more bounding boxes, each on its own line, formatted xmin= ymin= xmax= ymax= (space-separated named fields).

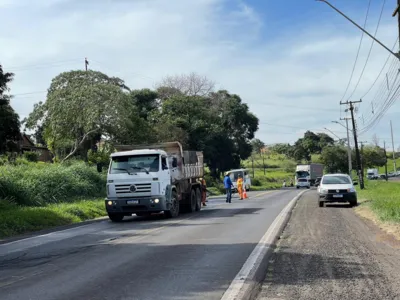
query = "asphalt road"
xmin=257 ymin=191 xmax=400 ymax=300
xmin=0 ymin=189 xmax=301 ymax=300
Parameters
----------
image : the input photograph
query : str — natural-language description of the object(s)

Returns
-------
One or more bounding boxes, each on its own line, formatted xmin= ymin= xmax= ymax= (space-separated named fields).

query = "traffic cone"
xmin=243 ymin=188 xmax=248 ymax=199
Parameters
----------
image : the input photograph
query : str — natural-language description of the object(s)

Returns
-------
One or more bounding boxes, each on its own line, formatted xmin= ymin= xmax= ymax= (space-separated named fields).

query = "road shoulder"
xmin=257 ymin=191 xmax=400 ymax=300
xmin=354 ymin=199 xmax=400 ymax=241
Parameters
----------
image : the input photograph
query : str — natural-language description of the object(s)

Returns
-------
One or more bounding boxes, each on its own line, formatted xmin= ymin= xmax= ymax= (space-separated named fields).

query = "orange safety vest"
xmin=237 ymin=178 xmax=243 ymax=190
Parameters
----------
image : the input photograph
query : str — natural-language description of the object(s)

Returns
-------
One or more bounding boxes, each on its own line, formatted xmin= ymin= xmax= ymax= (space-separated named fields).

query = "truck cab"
xmin=106 ymin=149 xmax=173 ymax=221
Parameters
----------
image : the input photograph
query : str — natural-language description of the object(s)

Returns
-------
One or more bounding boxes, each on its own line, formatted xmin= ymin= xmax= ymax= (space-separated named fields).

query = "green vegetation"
xmin=241 ymin=154 xmax=296 ymax=190
xmin=0 ymin=161 xmax=106 ymax=238
xmin=357 ymin=181 xmax=400 ymax=224
xmin=0 ymin=161 xmax=106 ymax=206
xmin=0 ymin=199 xmax=105 ymax=239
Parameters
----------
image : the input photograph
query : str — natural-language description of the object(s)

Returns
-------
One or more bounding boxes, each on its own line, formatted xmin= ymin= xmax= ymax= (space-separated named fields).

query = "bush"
xmin=0 ymin=161 xmax=106 ymax=206
xmin=23 ymin=151 xmax=40 ymax=162
xmin=252 ymin=178 xmax=262 ymax=186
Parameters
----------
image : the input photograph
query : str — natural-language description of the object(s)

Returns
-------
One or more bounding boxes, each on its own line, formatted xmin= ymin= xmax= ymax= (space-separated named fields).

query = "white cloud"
xmin=1 ymin=0 xmax=399 ymax=147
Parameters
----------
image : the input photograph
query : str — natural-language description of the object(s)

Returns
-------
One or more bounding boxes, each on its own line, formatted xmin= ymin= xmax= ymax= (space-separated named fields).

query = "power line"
xmin=259 ymin=121 xmax=347 ymax=134
xmin=359 ymin=58 xmax=400 ymax=128
xmin=258 ymin=102 xmax=338 ymax=112
xmin=346 ymin=0 xmax=387 ymax=101
xmin=357 ymin=55 xmax=400 ymax=126
xmin=338 ymin=0 xmax=372 ymax=104
xmin=6 ymin=59 xmax=82 ymax=72
xmin=359 ymin=38 xmax=399 ymax=99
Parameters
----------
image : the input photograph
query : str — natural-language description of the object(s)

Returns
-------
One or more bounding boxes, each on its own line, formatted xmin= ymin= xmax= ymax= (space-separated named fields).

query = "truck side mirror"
xmin=172 ymin=158 xmax=178 ymax=168
xmin=353 ymin=182 xmax=358 ymax=186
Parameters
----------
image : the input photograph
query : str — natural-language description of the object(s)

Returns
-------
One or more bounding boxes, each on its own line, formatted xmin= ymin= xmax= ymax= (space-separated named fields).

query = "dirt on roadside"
xmin=256 ymin=191 xmax=400 ymax=300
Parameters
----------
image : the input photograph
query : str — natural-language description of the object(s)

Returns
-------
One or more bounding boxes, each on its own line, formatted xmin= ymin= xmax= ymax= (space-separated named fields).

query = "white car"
xmin=318 ymin=173 xmax=358 ymax=207
xmin=296 ymin=178 xmax=310 ymax=189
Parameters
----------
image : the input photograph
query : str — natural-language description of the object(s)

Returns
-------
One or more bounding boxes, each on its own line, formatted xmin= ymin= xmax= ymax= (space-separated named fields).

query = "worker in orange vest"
xmin=200 ymin=177 xmax=207 ymax=206
xmin=237 ymin=175 xmax=244 ymax=200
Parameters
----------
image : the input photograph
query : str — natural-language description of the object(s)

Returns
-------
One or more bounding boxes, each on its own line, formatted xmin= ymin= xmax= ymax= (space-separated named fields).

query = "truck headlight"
xmin=107 ymin=201 xmax=112 ymax=206
xmin=154 ymin=198 xmax=160 ymax=203
xmin=320 ymin=189 xmax=328 ymax=194
xmin=348 ymin=187 xmax=356 ymax=193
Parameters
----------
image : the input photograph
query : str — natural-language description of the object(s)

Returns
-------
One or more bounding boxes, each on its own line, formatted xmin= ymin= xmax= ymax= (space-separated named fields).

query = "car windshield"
xmin=322 ymin=176 xmax=351 ymax=185
xmin=229 ymin=171 xmax=244 ymax=181
xmin=110 ymin=154 xmax=160 ymax=174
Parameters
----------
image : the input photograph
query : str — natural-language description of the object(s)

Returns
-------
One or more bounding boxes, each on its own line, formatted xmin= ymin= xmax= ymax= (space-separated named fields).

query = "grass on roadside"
xmin=0 ymin=161 xmax=106 ymax=206
xmin=0 ymin=198 xmax=106 ymax=239
xmin=357 ymin=181 xmax=400 ymax=223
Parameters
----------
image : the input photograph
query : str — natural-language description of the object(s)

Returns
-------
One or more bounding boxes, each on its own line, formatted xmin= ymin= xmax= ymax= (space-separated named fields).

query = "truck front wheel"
xmin=165 ymin=190 xmax=179 ymax=218
xmin=108 ymin=213 xmax=124 ymax=222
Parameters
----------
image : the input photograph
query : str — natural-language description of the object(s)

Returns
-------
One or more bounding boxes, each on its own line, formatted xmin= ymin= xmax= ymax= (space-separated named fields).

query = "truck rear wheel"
xmin=189 ymin=189 xmax=197 ymax=213
xmin=195 ymin=188 xmax=202 ymax=211
xmin=165 ymin=190 xmax=179 ymax=218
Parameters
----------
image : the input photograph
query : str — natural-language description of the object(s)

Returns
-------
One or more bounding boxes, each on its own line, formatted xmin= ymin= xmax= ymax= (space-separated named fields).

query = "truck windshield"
xmin=296 ymin=171 xmax=309 ymax=178
xmin=110 ymin=154 xmax=160 ymax=174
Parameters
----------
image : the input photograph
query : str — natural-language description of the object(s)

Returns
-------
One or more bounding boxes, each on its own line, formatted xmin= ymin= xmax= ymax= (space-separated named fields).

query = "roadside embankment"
xmin=356 ymin=180 xmax=400 ymax=240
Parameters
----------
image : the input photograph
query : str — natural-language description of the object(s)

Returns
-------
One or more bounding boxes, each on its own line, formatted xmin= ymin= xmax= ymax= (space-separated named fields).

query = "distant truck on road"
xmin=105 ymin=142 xmax=204 ymax=222
xmin=295 ymin=163 xmax=324 ymax=187
xmin=366 ymin=168 xmax=378 ymax=180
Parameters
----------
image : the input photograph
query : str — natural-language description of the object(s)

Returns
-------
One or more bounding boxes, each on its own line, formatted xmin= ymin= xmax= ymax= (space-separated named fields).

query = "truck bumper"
xmin=105 ymin=196 xmax=167 ymax=215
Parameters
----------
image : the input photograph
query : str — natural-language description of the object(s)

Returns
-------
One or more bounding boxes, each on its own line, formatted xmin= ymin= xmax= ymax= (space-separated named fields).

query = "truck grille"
xmin=115 ymin=183 xmax=151 ymax=194
xmin=328 ymin=189 xmax=347 ymax=194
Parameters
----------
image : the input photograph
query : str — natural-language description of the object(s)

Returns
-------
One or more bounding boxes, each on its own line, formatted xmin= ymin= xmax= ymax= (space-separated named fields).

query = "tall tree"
xmin=320 ymin=145 xmax=349 ymax=173
xmin=362 ymin=146 xmax=386 ymax=168
xmin=130 ymin=88 xmax=159 ymax=120
xmin=0 ymin=64 xmax=14 ymax=105
xmin=24 ymin=70 xmax=142 ymax=161
xmin=157 ymin=72 xmax=215 ymax=97
xmin=0 ymin=64 xmax=20 ymax=153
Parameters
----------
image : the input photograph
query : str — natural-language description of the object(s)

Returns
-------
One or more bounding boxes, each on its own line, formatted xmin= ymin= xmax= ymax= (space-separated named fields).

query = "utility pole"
xmin=85 ymin=57 xmax=89 ymax=71
xmin=341 ymin=100 xmax=364 ymax=189
xmin=251 ymin=154 xmax=255 ymax=178
xmin=358 ymin=140 xmax=368 ymax=183
xmin=340 ymin=117 xmax=352 ymax=176
xmin=262 ymin=151 xmax=266 ymax=175
xmin=384 ymin=141 xmax=388 ymax=181
xmin=390 ymin=120 xmax=397 ymax=173
xmin=392 ymin=0 xmax=400 ymax=49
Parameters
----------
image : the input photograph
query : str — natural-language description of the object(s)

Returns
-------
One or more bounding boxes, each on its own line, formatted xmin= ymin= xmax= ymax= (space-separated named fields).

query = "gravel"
xmin=256 ymin=191 xmax=400 ymax=300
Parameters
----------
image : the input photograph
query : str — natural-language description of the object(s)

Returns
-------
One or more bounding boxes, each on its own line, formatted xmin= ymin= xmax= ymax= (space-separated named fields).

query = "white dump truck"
xmin=105 ymin=142 xmax=204 ymax=222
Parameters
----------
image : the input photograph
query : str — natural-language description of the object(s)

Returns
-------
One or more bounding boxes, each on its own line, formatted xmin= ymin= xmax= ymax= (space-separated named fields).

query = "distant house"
xmin=18 ymin=133 xmax=53 ymax=162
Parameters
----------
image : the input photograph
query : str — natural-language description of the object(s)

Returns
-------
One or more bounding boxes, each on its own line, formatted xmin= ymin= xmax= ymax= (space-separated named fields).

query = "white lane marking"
xmin=220 ymin=190 xmax=308 ymax=300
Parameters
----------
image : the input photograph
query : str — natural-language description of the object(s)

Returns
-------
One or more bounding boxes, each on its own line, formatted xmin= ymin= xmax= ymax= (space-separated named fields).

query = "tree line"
xmin=266 ymin=131 xmax=389 ymax=174
xmin=0 ymin=64 xmax=259 ymax=178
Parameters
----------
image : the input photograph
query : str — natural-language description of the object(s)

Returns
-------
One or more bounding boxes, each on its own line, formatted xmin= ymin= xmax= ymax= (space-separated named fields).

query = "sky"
xmin=1 ymin=0 xmax=400 ymax=149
